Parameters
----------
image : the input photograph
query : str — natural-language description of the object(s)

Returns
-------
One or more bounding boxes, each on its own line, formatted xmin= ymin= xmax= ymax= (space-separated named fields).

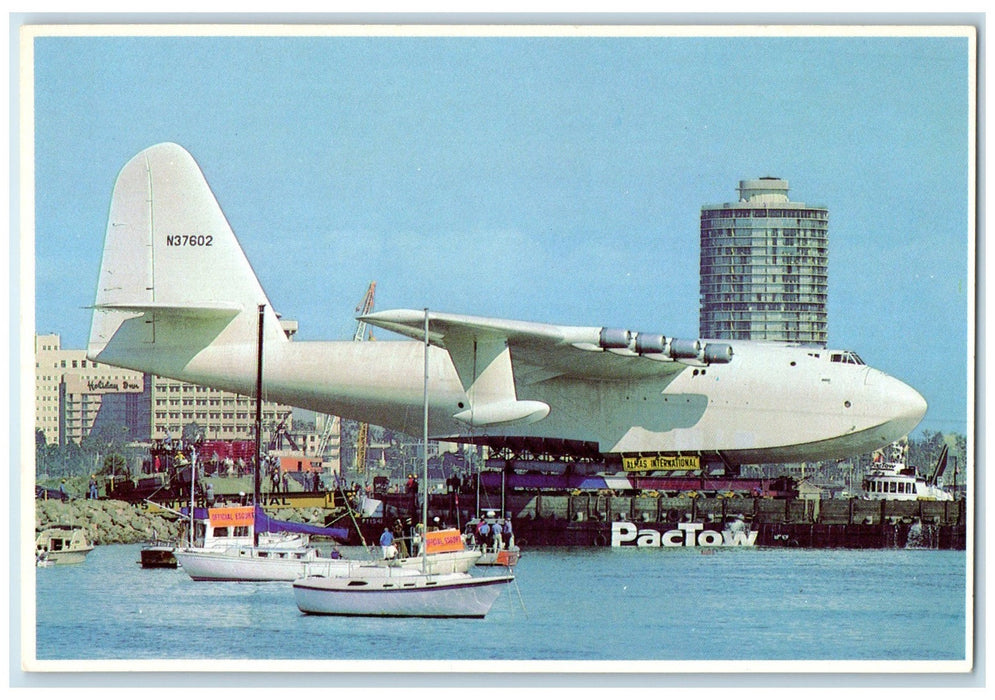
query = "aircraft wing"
xmin=362 ymin=309 xmax=731 ymax=428
xmin=360 ymin=309 xmax=710 ymax=383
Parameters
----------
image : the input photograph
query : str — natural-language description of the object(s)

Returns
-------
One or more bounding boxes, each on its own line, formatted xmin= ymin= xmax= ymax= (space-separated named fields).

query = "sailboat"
xmin=174 ymin=306 xmax=482 ymax=582
xmin=172 ymin=305 xmax=349 ymax=580
xmin=140 ymin=448 xmax=322 ymax=570
xmin=172 ymin=502 xmax=350 ymax=581
xmin=293 ymin=309 xmax=514 ymax=617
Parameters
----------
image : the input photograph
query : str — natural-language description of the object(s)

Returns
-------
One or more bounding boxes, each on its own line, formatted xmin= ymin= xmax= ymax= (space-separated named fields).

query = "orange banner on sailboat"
xmin=424 ymin=528 xmax=465 ymax=554
xmin=208 ymin=506 xmax=255 ymax=527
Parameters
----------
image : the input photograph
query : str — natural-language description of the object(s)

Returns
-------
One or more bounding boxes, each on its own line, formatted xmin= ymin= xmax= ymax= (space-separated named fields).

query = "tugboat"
xmin=862 ymin=443 xmax=954 ymax=502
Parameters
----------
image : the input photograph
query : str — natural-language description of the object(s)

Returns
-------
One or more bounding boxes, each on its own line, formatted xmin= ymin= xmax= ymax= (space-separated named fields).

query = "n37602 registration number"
xmin=166 ymin=234 xmax=213 ymax=247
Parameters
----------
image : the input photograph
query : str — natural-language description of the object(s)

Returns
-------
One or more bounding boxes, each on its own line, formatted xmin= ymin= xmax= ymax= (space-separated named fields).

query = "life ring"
xmin=594 ymin=533 xmax=608 ymax=547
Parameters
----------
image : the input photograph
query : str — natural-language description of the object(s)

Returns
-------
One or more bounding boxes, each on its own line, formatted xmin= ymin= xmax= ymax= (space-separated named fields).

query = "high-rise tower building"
xmin=699 ymin=177 xmax=828 ymax=345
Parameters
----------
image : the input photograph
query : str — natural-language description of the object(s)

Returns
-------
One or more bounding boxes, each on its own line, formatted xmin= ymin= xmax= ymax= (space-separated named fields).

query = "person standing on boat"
xmin=411 ymin=522 xmax=424 ymax=556
xmin=379 ymin=527 xmax=396 ymax=560
xmin=392 ymin=519 xmax=408 ymax=558
xmin=477 ymin=518 xmax=491 ymax=552
xmin=503 ymin=517 xmax=514 ymax=550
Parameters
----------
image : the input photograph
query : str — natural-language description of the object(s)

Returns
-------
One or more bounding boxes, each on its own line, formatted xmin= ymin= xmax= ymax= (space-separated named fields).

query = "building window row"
xmin=702 ymin=208 xmax=828 ymax=221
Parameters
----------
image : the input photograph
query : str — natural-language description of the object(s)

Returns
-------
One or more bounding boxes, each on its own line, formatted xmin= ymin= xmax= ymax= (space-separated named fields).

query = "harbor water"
xmin=31 ymin=544 xmax=967 ymax=668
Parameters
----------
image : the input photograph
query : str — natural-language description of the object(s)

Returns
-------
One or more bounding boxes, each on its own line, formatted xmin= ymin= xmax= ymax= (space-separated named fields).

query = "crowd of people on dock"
xmin=374 ymin=509 xmax=517 ymax=560
xmin=466 ymin=511 xmax=515 ymax=552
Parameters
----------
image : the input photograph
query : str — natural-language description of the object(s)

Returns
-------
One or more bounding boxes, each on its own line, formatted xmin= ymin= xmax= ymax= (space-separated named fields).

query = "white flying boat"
xmin=87 ymin=143 xmax=927 ymax=466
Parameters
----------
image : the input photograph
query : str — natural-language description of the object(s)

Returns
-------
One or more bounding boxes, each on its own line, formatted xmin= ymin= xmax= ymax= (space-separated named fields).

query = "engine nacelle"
xmin=597 ymin=328 xmax=733 ymax=366
xmin=599 ymin=328 xmax=631 ymax=349
xmin=634 ymin=332 xmax=666 ymax=354
xmin=703 ymin=343 xmax=734 ymax=364
xmin=668 ymin=338 xmax=701 ymax=359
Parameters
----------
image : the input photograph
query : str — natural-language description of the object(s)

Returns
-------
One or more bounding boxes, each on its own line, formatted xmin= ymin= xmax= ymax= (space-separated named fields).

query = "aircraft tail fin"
xmin=87 ymin=143 xmax=285 ymax=376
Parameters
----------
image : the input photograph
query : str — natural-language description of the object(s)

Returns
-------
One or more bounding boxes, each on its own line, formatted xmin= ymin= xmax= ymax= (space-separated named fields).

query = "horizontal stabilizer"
xmin=94 ymin=301 xmax=242 ymax=320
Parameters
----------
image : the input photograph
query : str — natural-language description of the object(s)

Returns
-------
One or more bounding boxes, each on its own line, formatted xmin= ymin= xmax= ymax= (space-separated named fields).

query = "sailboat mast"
xmin=422 ymin=308 xmax=430 ymax=568
xmin=254 ymin=304 xmax=265 ymax=546
xmin=189 ymin=447 xmax=196 ymax=547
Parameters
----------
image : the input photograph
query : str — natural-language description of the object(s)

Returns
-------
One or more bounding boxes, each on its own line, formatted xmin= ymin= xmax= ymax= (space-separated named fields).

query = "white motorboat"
xmin=35 ymin=525 xmax=94 ymax=565
xmin=293 ymin=309 xmax=514 ymax=618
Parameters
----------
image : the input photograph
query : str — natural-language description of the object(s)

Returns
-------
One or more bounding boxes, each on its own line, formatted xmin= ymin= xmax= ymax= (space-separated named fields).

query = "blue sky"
xmin=27 ymin=28 xmax=973 ymax=436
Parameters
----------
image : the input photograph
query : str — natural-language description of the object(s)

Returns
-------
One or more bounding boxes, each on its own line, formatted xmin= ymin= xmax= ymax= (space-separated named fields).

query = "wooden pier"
xmin=120 ymin=474 xmax=966 ymax=550
xmin=361 ymin=491 xmax=967 ymax=550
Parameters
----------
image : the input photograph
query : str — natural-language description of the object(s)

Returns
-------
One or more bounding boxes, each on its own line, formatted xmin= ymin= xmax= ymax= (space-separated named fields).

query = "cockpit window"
xmin=830 ymin=351 xmax=865 ymax=365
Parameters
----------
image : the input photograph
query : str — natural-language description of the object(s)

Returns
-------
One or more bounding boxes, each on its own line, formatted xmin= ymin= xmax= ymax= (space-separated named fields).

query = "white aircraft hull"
xmin=87 ymin=144 xmax=928 ymax=466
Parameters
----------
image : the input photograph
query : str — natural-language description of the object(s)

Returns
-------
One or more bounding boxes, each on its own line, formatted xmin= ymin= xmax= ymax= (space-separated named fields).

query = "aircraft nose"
xmin=882 ymin=375 xmax=928 ymax=435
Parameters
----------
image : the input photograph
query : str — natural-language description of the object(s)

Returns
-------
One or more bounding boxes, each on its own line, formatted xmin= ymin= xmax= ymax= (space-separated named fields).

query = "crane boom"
xmin=353 ymin=282 xmax=376 ymax=473
xmin=353 ymin=281 xmax=377 ymax=342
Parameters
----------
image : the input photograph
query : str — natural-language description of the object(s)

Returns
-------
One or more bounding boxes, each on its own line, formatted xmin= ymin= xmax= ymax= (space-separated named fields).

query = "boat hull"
xmin=43 ymin=548 xmax=94 ymax=565
xmin=140 ymin=545 xmax=178 ymax=568
xmin=395 ymin=549 xmax=481 ymax=574
xmin=293 ymin=571 xmax=514 ymax=618
xmin=175 ymin=546 xmax=480 ymax=582
xmin=174 ymin=546 xmax=337 ymax=581
xmin=476 ymin=547 xmax=521 ymax=567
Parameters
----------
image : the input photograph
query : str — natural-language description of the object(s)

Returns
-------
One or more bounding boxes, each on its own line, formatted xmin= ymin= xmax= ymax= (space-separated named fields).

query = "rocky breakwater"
xmin=35 ymin=498 xmax=186 ymax=545
xmin=34 ymin=498 xmax=336 ymax=546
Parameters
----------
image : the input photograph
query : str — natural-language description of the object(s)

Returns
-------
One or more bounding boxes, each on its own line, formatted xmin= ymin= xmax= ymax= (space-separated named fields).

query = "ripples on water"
xmin=33 ymin=544 xmax=967 ymax=663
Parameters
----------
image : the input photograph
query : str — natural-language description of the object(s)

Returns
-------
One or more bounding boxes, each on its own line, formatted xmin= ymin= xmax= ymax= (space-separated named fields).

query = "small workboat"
xmin=466 ymin=513 xmax=521 ymax=567
xmin=35 ymin=525 xmax=93 ymax=565
xmin=476 ymin=547 xmax=521 ymax=567
xmin=140 ymin=540 xmax=178 ymax=569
